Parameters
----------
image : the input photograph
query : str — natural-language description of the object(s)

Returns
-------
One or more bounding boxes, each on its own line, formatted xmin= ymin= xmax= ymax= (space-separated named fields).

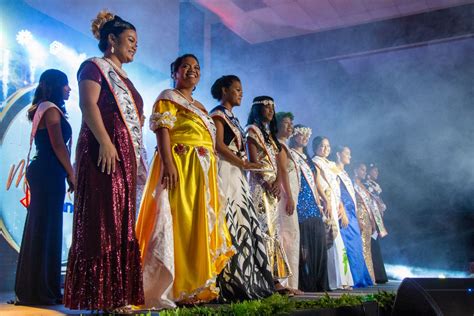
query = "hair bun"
xmin=91 ymin=10 xmax=115 ymax=40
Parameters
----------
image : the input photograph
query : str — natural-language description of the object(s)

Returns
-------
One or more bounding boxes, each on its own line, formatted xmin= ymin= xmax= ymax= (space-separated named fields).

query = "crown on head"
xmin=292 ymin=126 xmax=312 ymax=138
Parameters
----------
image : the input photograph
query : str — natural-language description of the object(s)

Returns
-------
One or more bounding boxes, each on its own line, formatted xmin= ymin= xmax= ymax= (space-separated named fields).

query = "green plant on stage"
xmin=158 ymin=291 xmax=396 ymax=316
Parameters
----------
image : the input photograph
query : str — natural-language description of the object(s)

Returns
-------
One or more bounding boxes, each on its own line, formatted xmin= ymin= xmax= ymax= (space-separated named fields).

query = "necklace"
xmin=103 ymin=57 xmax=128 ymax=79
xmin=174 ymin=89 xmax=194 ymax=104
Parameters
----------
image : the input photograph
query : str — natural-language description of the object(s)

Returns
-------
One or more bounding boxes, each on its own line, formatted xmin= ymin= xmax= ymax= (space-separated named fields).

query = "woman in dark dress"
xmin=365 ymin=164 xmax=389 ymax=284
xmin=15 ymin=69 xmax=75 ymax=305
xmin=64 ymin=11 xmax=144 ymax=311
xmin=289 ymin=125 xmax=329 ymax=292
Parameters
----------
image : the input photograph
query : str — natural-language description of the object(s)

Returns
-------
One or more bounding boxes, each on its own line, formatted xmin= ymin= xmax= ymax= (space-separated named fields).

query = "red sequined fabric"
xmin=64 ymin=61 xmax=144 ymax=310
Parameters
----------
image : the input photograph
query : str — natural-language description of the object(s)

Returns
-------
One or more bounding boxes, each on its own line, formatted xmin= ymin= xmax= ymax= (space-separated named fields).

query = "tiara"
xmin=253 ymin=99 xmax=274 ymax=106
xmin=292 ymin=126 xmax=312 ymax=138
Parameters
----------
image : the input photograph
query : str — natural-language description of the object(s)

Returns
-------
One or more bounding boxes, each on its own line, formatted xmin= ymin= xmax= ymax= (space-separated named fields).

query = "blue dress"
xmin=339 ymin=181 xmax=373 ymax=288
xmin=15 ymin=116 xmax=71 ymax=305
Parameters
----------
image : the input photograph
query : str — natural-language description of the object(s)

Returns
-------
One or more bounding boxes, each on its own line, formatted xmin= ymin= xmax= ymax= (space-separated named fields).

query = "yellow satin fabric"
xmin=136 ymin=99 xmax=234 ymax=302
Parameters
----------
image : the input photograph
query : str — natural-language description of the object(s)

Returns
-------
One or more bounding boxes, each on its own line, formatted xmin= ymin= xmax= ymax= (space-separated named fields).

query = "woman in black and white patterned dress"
xmin=210 ymin=75 xmax=274 ymax=301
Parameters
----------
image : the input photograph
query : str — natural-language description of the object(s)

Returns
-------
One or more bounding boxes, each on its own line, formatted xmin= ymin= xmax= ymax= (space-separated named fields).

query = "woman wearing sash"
xmin=289 ymin=125 xmax=329 ymax=292
xmin=135 ymin=55 xmax=234 ymax=308
xmin=15 ymin=69 xmax=74 ymax=306
xmin=353 ymin=163 xmax=377 ymax=282
xmin=64 ymin=11 xmax=144 ymax=311
xmin=333 ymin=146 xmax=373 ymax=288
xmin=209 ymin=75 xmax=274 ymax=301
xmin=246 ymin=96 xmax=292 ymax=292
xmin=364 ymin=164 xmax=389 ymax=284
xmin=312 ymin=136 xmax=354 ymax=290
xmin=275 ymin=112 xmax=301 ymax=292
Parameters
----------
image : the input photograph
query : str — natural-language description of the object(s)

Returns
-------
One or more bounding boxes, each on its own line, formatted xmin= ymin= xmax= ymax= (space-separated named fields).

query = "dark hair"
xmin=275 ymin=112 xmax=294 ymax=125
xmin=27 ymin=69 xmax=68 ymax=121
xmin=312 ymin=136 xmax=329 ymax=158
xmin=211 ymin=75 xmax=240 ymax=100
xmin=96 ymin=16 xmax=136 ymax=52
xmin=247 ymin=96 xmax=281 ymax=151
xmin=329 ymin=145 xmax=347 ymax=161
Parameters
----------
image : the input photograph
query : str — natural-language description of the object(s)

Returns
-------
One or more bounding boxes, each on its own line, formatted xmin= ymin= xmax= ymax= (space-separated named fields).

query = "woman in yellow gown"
xmin=135 ymin=54 xmax=234 ymax=309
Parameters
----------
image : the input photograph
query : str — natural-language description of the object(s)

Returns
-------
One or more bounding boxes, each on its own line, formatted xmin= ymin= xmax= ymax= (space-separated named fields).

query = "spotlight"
xmin=48 ymin=40 xmax=86 ymax=71
xmin=16 ymin=30 xmax=33 ymax=46
xmin=49 ymin=41 xmax=63 ymax=55
xmin=15 ymin=30 xmax=47 ymax=83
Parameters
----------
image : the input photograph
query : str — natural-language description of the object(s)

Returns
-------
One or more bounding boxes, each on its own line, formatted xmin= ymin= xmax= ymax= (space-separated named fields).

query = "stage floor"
xmin=0 ymin=281 xmax=400 ymax=315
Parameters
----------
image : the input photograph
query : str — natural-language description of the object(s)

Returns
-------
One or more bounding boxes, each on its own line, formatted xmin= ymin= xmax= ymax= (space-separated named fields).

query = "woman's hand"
xmin=270 ymin=182 xmax=281 ymax=199
xmin=66 ymin=173 xmax=76 ymax=193
xmin=161 ymin=161 xmax=178 ymax=190
xmin=340 ymin=213 xmax=349 ymax=228
xmin=243 ymin=160 xmax=264 ymax=170
xmin=98 ymin=141 xmax=120 ymax=175
xmin=285 ymin=196 xmax=295 ymax=215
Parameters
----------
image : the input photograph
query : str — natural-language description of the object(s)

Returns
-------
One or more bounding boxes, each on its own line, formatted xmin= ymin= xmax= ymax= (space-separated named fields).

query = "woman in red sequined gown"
xmin=64 ymin=11 xmax=144 ymax=310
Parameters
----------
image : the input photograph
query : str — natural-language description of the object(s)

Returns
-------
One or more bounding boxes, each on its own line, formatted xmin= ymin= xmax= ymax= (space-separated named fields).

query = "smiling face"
xmin=174 ymin=56 xmax=200 ymax=89
xmin=223 ymin=80 xmax=243 ymax=107
xmin=62 ymin=84 xmax=71 ymax=101
xmin=112 ymin=29 xmax=138 ymax=64
xmin=278 ymin=117 xmax=293 ymax=138
xmin=316 ymin=138 xmax=331 ymax=158
xmin=294 ymin=133 xmax=310 ymax=147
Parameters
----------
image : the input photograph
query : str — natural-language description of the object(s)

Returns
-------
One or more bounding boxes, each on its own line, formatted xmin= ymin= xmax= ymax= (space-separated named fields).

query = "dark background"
xmin=181 ymin=3 xmax=474 ymax=273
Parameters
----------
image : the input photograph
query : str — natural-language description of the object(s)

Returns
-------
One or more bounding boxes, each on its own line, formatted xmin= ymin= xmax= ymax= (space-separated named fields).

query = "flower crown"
xmin=292 ymin=126 xmax=312 ymax=138
xmin=252 ymin=99 xmax=274 ymax=106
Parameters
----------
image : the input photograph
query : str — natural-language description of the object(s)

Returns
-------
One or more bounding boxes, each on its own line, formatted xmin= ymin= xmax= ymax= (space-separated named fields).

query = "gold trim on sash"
xmin=209 ymin=109 xmax=243 ymax=152
xmin=245 ymin=124 xmax=277 ymax=171
xmin=157 ymin=89 xmax=216 ymax=148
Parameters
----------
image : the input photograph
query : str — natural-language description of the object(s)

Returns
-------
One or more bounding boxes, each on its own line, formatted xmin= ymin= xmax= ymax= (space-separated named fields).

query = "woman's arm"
xmin=247 ymin=138 xmax=273 ymax=192
xmin=79 ymin=80 xmax=119 ymax=175
xmin=277 ymin=149 xmax=294 ymax=214
xmin=213 ymin=118 xmax=262 ymax=169
xmin=213 ymin=117 xmax=244 ymax=167
xmin=44 ymin=108 xmax=75 ymax=192
xmin=156 ymin=128 xmax=178 ymax=190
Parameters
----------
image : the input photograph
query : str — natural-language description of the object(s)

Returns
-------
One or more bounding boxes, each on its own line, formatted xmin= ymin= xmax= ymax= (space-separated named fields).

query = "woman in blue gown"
xmin=15 ymin=69 xmax=75 ymax=305
xmin=333 ymin=146 xmax=372 ymax=288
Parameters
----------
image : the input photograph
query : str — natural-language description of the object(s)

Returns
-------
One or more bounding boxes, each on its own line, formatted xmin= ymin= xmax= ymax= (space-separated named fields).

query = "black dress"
xmin=15 ymin=116 xmax=71 ymax=305
xmin=296 ymin=165 xmax=329 ymax=292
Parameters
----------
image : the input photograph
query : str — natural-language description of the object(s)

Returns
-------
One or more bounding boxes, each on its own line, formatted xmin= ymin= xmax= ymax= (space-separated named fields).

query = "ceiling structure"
xmin=20 ymin=0 xmax=474 ymax=70
xmin=192 ymin=0 xmax=474 ymax=43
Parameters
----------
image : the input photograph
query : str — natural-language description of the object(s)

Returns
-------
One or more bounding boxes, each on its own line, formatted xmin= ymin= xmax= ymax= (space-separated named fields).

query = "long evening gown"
xmin=211 ymin=106 xmax=274 ymax=301
xmin=278 ymin=142 xmax=300 ymax=289
xmin=293 ymin=151 xmax=329 ymax=292
xmin=135 ymin=90 xmax=234 ymax=309
xmin=15 ymin=106 xmax=71 ymax=305
xmin=338 ymin=171 xmax=373 ymax=288
xmin=64 ymin=60 xmax=144 ymax=310
xmin=246 ymin=125 xmax=291 ymax=281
